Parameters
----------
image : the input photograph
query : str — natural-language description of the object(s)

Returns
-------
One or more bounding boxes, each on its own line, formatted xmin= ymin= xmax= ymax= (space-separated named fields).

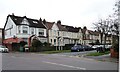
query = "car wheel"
xmin=77 ymin=49 xmax=80 ymax=52
xmin=83 ymin=49 xmax=85 ymax=51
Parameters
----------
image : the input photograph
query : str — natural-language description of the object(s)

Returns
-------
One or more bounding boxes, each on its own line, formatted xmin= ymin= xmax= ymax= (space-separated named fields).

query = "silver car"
xmin=0 ymin=45 xmax=9 ymax=53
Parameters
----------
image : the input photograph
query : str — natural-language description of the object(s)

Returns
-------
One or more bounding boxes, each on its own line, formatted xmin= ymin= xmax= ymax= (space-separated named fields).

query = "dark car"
xmin=71 ymin=45 xmax=85 ymax=52
xmin=82 ymin=45 xmax=92 ymax=51
xmin=96 ymin=46 xmax=106 ymax=53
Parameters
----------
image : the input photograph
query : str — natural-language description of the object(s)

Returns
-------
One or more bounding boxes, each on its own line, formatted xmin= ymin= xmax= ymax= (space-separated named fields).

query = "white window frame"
xmin=22 ymin=26 xmax=28 ymax=34
xmin=38 ymin=28 xmax=44 ymax=36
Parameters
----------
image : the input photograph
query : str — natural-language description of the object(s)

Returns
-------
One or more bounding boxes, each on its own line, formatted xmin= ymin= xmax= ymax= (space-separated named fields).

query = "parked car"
xmin=0 ymin=45 xmax=9 ymax=53
xmin=71 ymin=45 xmax=85 ymax=52
xmin=105 ymin=45 xmax=112 ymax=50
xmin=99 ymin=45 xmax=112 ymax=50
xmin=96 ymin=46 xmax=105 ymax=53
xmin=91 ymin=45 xmax=100 ymax=50
xmin=105 ymin=45 xmax=112 ymax=48
xmin=82 ymin=45 xmax=93 ymax=51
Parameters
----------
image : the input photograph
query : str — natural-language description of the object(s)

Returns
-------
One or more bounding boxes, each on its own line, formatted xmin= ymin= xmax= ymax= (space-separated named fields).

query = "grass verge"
xmin=86 ymin=51 xmax=110 ymax=56
xmin=40 ymin=50 xmax=71 ymax=54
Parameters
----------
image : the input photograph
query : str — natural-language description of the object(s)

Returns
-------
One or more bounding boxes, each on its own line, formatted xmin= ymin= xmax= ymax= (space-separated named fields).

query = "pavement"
xmin=80 ymin=53 xmax=119 ymax=63
xmin=50 ymin=50 xmax=119 ymax=63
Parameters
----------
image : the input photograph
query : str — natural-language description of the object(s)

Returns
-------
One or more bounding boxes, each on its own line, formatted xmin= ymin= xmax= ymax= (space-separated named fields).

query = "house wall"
xmin=16 ymin=26 xmax=47 ymax=42
xmin=5 ymin=17 xmax=17 ymax=39
xmin=77 ymin=32 xmax=82 ymax=44
xmin=48 ymin=23 xmax=59 ymax=46
xmin=5 ymin=17 xmax=47 ymax=43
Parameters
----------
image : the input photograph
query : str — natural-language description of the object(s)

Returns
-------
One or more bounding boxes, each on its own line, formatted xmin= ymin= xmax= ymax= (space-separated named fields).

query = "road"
xmin=2 ymin=52 xmax=118 ymax=70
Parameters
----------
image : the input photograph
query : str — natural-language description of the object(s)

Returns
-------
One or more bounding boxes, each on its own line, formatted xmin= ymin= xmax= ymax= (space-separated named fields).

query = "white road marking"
xmin=52 ymin=54 xmax=67 ymax=56
xmin=11 ymin=56 xmax=24 ymax=59
xmin=11 ymin=56 xmax=16 ymax=58
xmin=42 ymin=61 xmax=86 ymax=70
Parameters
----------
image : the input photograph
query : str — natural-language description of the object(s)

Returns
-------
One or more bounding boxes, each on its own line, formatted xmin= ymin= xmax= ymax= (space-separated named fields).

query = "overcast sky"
xmin=0 ymin=0 xmax=116 ymax=30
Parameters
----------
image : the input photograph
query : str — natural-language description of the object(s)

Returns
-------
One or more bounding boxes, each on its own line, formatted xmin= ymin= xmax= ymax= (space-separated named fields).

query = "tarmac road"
xmin=2 ymin=52 xmax=118 ymax=70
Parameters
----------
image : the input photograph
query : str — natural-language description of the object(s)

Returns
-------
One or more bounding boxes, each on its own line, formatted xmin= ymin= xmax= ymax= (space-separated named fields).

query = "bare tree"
xmin=93 ymin=18 xmax=113 ymax=51
xmin=93 ymin=0 xmax=120 ymax=52
xmin=110 ymin=0 xmax=120 ymax=52
xmin=93 ymin=18 xmax=112 ymax=42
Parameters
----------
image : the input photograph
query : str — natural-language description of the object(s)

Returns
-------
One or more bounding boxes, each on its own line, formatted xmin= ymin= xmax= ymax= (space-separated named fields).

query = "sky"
xmin=0 ymin=0 xmax=116 ymax=30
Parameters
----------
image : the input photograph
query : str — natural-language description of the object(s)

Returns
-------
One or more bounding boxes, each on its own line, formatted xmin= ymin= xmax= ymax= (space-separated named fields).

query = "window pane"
xmin=51 ymin=39 xmax=52 ymax=43
xmin=23 ymin=26 xmax=28 ymax=34
xmin=38 ymin=29 xmax=44 ymax=36
xmin=23 ymin=30 xmax=28 ymax=33
xmin=31 ymin=28 xmax=34 ymax=34
xmin=18 ymin=26 xmax=21 ymax=33
xmin=39 ymin=32 xmax=44 ymax=36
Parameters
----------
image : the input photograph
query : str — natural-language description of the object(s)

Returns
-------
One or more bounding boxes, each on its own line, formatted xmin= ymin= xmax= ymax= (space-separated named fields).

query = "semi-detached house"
xmin=3 ymin=14 xmax=47 ymax=51
xmin=82 ymin=27 xmax=100 ymax=45
xmin=43 ymin=20 xmax=83 ymax=50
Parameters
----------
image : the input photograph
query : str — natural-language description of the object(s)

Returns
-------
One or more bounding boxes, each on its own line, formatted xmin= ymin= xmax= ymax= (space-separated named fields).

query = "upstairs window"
xmin=21 ymin=18 xmax=29 ymax=25
xmin=54 ymin=30 xmax=56 ymax=36
xmin=58 ymin=31 xmax=59 ymax=36
xmin=31 ymin=28 xmax=34 ymax=34
xmin=39 ymin=32 xmax=44 ymax=36
xmin=33 ymin=21 xmax=38 ymax=24
xmin=22 ymin=26 xmax=28 ymax=34
xmin=38 ymin=29 xmax=44 ymax=36
xmin=54 ymin=39 xmax=56 ymax=45
xmin=18 ymin=26 xmax=21 ymax=33
xmin=87 ymin=34 xmax=90 ymax=39
xmin=51 ymin=39 xmax=52 ymax=43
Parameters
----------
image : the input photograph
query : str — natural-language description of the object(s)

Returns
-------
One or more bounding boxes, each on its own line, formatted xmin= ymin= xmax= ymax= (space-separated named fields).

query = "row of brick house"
xmin=2 ymin=14 xmax=112 ymax=51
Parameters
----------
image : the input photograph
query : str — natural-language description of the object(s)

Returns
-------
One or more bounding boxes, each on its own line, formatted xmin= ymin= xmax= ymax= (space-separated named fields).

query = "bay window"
xmin=38 ymin=29 xmax=44 ymax=36
xmin=22 ymin=26 xmax=28 ymax=34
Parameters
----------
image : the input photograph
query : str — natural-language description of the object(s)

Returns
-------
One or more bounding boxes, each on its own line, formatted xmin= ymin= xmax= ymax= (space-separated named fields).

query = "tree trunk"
xmin=103 ymin=34 xmax=107 ymax=52
xmin=100 ymin=33 xmax=103 ymax=44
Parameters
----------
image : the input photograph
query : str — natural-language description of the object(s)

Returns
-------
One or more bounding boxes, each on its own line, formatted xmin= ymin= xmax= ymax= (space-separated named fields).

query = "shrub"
xmin=31 ymin=39 xmax=43 ymax=52
xmin=20 ymin=41 xmax=27 ymax=47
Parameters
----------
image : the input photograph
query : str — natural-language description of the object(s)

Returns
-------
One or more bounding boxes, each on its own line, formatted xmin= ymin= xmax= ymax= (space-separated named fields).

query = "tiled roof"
xmin=88 ymin=30 xmax=100 ymax=36
xmin=0 ymin=28 xmax=3 ymax=30
xmin=81 ymin=27 xmax=87 ymax=34
xmin=94 ymin=31 xmax=100 ymax=36
xmin=57 ymin=23 xmax=68 ymax=31
xmin=88 ymin=30 xmax=94 ymax=35
xmin=81 ymin=26 xmax=100 ymax=36
xmin=8 ymin=15 xmax=46 ymax=28
xmin=43 ymin=22 xmax=55 ymax=29
xmin=62 ymin=25 xmax=80 ymax=33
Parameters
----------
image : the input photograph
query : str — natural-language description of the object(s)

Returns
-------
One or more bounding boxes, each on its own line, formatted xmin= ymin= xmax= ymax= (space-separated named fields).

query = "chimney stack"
xmin=12 ymin=13 xmax=14 ymax=16
xmin=39 ymin=18 xmax=42 ymax=22
xmin=43 ymin=19 xmax=46 ymax=24
xmin=57 ymin=20 xmax=61 ymax=24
